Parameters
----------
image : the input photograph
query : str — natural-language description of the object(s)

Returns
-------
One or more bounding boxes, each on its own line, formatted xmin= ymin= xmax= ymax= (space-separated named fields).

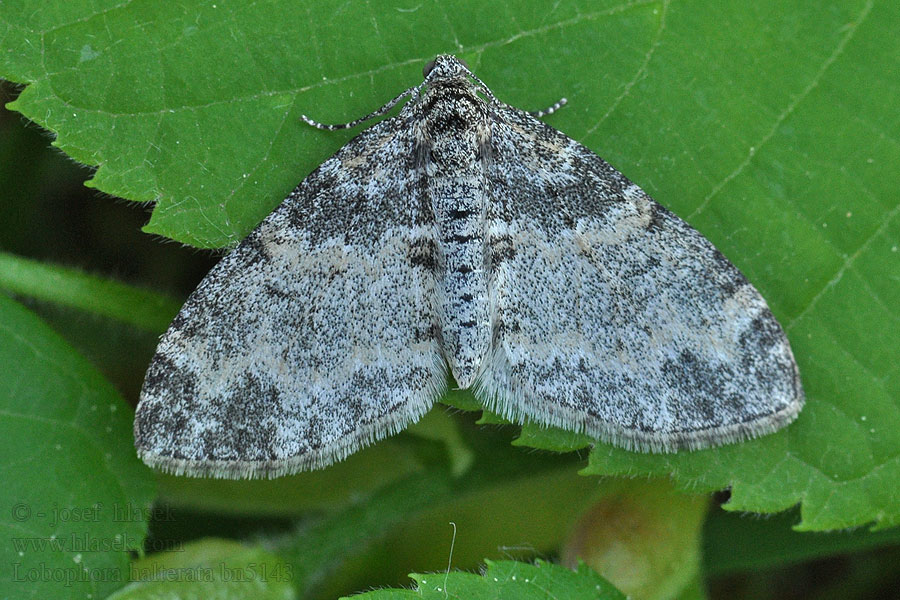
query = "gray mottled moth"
xmin=135 ymin=55 xmax=804 ymax=479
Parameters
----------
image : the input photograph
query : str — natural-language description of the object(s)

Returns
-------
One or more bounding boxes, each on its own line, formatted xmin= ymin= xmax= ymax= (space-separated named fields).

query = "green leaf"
xmin=109 ymin=539 xmax=295 ymax=600
xmin=346 ymin=559 xmax=625 ymax=600
xmin=702 ymin=508 xmax=900 ymax=576
xmin=1 ymin=0 xmax=897 ymax=531
xmin=0 ymin=251 xmax=181 ymax=333
xmin=0 ymin=295 xmax=156 ymax=600
xmin=513 ymin=423 xmax=594 ymax=454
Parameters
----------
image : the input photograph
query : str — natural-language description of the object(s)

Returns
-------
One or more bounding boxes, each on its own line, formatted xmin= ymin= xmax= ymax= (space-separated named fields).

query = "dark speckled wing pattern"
xmin=135 ymin=117 xmax=446 ymax=478
xmin=476 ymin=107 xmax=804 ymax=451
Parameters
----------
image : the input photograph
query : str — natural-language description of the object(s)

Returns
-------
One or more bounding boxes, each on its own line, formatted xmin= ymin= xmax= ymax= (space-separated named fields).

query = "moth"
xmin=135 ymin=55 xmax=804 ymax=478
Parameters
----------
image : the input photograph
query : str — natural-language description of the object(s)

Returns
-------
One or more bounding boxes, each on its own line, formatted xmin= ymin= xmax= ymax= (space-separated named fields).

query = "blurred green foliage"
xmin=1 ymin=1 xmax=898 ymax=599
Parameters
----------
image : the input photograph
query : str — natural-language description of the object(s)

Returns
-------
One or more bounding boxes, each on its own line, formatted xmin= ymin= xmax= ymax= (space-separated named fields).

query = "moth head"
xmin=423 ymin=55 xmax=471 ymax=81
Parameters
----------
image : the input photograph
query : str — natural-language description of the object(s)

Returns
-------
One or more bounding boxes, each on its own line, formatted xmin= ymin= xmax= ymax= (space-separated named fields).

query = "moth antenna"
xmin=302 ymin=84 xmax=421 ymax=130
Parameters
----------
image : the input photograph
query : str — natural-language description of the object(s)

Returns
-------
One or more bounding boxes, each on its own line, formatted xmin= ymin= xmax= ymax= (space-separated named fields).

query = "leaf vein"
xmin=688 ymin=0 xmax=875 ymax=220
